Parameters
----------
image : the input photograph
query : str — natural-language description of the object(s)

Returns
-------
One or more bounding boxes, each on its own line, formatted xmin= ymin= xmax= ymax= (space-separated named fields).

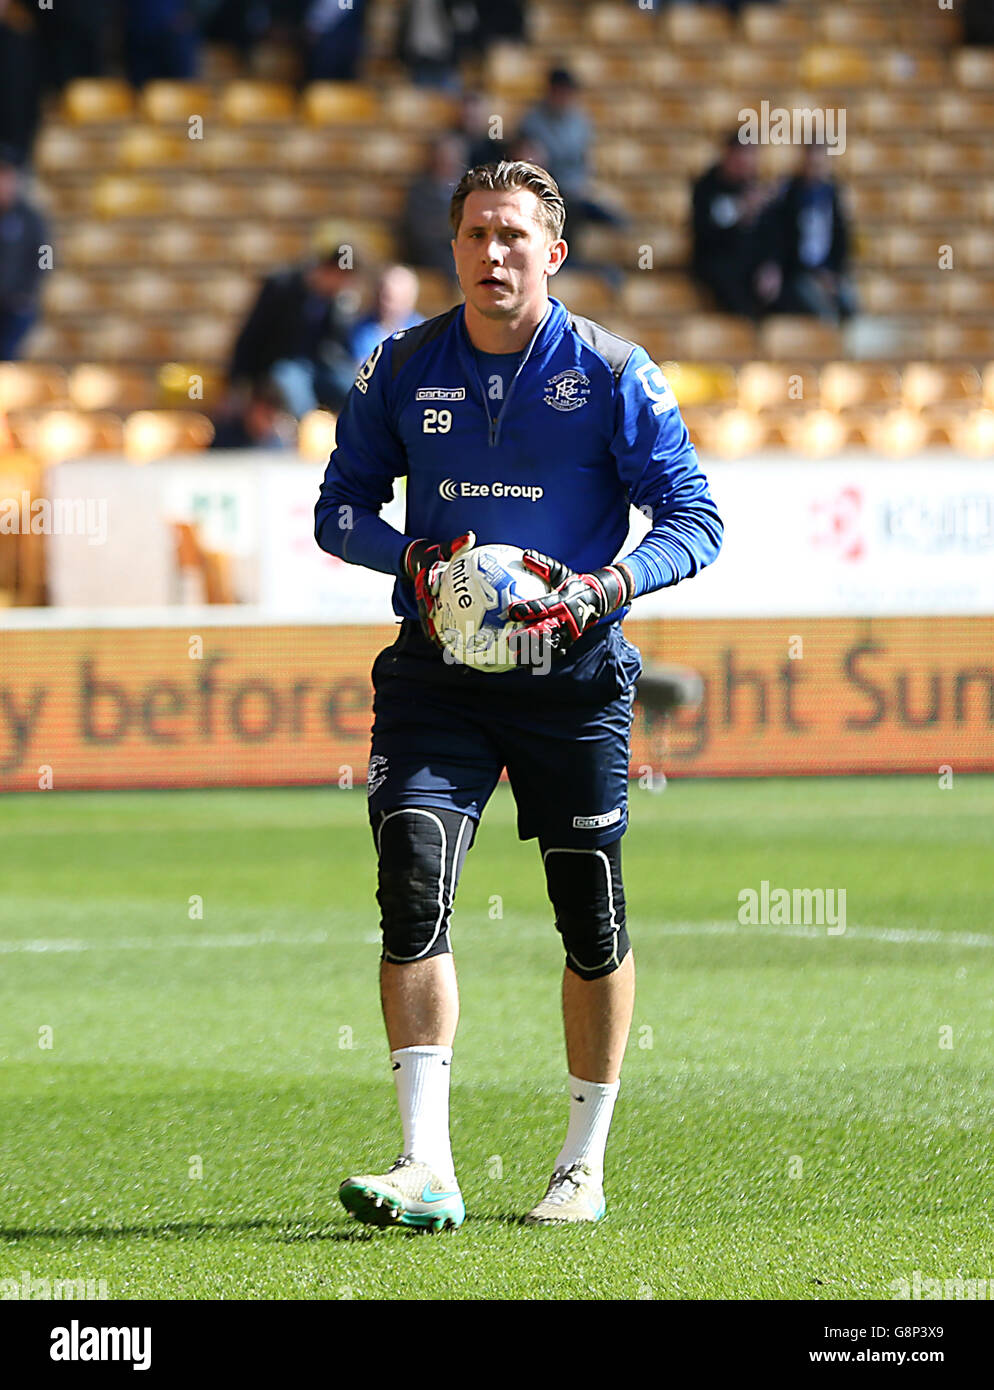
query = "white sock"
xmin=390 ymin=1045 xmax=455 ymax=1182
xmin=554 ymin=1074 xmax=621 ymax=1178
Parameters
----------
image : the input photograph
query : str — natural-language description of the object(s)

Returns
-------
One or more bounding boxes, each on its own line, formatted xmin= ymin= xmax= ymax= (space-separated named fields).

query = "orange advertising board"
xmin=0 ymin=616 xmax=991 ymax=791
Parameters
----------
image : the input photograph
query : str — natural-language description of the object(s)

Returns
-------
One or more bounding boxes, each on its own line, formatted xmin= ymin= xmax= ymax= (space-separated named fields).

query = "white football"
xmin=434 ymin=543 xmax=554 ymax=672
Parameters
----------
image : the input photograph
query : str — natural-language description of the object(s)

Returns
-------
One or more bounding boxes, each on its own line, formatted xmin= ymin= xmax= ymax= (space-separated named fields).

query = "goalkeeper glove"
xmin=401 ymin=531 xmax=476 ymax=648
xmin=507 ymin=551 xmax=634 ymax=654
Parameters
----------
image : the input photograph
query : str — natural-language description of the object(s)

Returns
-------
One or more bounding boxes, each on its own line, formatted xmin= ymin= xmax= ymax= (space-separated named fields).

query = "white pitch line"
xmin=0 ymin=921 xmax=991 ymax=955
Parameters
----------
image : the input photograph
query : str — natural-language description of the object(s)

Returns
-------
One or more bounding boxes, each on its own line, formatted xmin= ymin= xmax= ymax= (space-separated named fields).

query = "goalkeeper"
xmin=315 ymin=160 xmax=722 ymax=1230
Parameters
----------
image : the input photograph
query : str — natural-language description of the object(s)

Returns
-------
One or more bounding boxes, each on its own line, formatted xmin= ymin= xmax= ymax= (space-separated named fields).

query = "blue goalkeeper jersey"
xmin=314 ymin=295 xmax=723 ymax=623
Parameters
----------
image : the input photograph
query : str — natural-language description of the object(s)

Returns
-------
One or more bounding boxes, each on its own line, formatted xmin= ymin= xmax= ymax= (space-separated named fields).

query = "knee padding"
xmin=543 ymin=838 xmax=631 ymax=979
xmin=373 ymin=807 xmax=475 ymax=964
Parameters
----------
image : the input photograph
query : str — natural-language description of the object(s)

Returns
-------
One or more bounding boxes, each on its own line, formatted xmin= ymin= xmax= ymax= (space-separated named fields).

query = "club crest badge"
xmin=544 ymin=368 xmax=591 ymax=412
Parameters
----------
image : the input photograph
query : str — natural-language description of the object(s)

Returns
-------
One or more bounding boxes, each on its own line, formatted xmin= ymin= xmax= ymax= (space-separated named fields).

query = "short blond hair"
xmin=449 ymin=161 xmax=566 ymax=242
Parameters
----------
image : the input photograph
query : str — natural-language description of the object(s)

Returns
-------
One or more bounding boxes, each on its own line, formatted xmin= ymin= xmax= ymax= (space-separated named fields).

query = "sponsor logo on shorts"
xmin=367 ymin=754 xmax=389 ymax=797
xmin=544 ymin=368 xmax=590 ymax=412
xmin=416 ymin=387 xmax=466 ymax=401
xmin=438 ymin=478 xmax=543 ymax=502
xmin=572 ymin=808 xmax=623 ymax=830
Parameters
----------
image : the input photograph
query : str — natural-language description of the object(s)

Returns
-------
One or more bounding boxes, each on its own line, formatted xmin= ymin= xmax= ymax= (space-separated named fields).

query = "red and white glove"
xmin=401 ymin=531 xmax=476 ymax=648
xmin=507 ymin=551 xmax=634 ymax=654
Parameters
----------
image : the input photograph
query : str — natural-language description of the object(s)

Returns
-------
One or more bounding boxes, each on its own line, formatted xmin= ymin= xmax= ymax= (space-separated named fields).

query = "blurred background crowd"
xmin=0 ymin=0 xmax=992 ymax=556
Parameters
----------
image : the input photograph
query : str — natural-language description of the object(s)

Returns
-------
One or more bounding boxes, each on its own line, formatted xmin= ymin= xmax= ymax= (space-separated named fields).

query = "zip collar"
xmin=457 ymin=297 xmax=568 ymax=446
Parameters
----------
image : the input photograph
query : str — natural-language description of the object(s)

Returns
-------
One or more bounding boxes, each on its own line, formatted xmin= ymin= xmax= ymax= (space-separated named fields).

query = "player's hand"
xmin=506 ymin=551 xmax=634 ymax=655
xmin=402 ymin=531 xmax=476 ymax=648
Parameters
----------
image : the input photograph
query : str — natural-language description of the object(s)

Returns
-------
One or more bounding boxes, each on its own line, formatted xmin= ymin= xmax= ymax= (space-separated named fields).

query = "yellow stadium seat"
xmin=983 ymin=363 xmax=994 ymax=409
xmin=197 ymin=273 xmax=256 ymax=318
xmin=0 ymin=364 xmax=68 ymax=411
xmin=962 ymin=229 xmax=994 ymax=269
xmin=549 ymin=271 xmax=615 ymax=317
xmin=124 ymin=411 xmax=214 ymax=461
xmin=925 ymin=322 xmax=994 ymax=360
xmin=113 ymin=270 xmax=195 ymax=315
xmin=140 ymin=80 xmax=215 ymax=124
xmin=297 ymin=410 xmax=337 ymax=464
xmin=858 ymin=93 xmax=931 ymax=133
xmin=587 ymin=2 xmax=656 ymax=43
xmin=800 ymin=46 xmax=874 ymax=86
xmin=164 ymin=318 xmax=234 ymax=365
xmin=227 ymin=225 xmax=307 ymax=269
xmin=41 ymin=272 xmax=110 ymax=317
xmin=35 ymin=128 xmax=103 ymax=173
xmin=621 ymin=274 xmax=704 ymax=317
xmin=680 ymin=315 xmax=758 ymax=361
xmin=663 ymin=6 xmax=732 ymax=43
xmin=220 ymin=81 xmax=296 ymax=124
xmin=61 ymin=78 xmax=135 ymax=123
xmin=936 ymin=92 xmax=994 ymax=132
xmin=741 ymin=4 xmax=811 ymax=44
xmin=157 ymin=362 xmax=225 ymax=408
xmin=116 ymin=126 xmax=190 ymax=169
xmin=738 ymin=361 xmax=819 ymax=412
xmin=173 ymin=177 xmax=251 ymax=218
xmin=819 ymin=10 xmax=894 ymax=45
xmin=901 ymin=363 xmax=982 ymax=410
xmin=383 ymin=86 xmax=459 ymax=130
xmin=92 ymin=176 xmax=164 ymax=219
xmin=954 ymin=49 xmax=994 ymax=89
xmin=145 ymin=222 xmax=220 ymax=266
xmin=878 ymin=49 xmax=946 ymax=89
xmin=60 ymin=221 xmax=142 ymax=267
xmin=760 ymin=317 xmax=843 ymax=362
xmin=79 ymin=317 xmax=170 ymax=363
xmin=858 ymin=274 xmax=941 ymax=315
xmin=819 ymin=363 xmax=901 ymax=412
xmin=301 ymin=82 xmax=381 ymax=125
xmin=663 ymin=361 xmax=738 ymax=407
xmin=483 ymin=42 xmax=545 ymax=99
xmin=7 ymin=410 xmax=124 ymax=459
xmin=68 ymin=365 xmax=156 ymax=413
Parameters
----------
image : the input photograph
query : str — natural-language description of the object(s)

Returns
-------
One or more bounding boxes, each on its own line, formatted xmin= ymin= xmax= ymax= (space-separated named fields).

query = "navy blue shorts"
xmin=367 ymin=619 xmax=643 ymax=848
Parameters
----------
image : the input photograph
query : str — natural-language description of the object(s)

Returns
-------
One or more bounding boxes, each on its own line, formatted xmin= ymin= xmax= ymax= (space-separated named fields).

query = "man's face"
xmin=452 ymin=188 xmax=564 ymax=321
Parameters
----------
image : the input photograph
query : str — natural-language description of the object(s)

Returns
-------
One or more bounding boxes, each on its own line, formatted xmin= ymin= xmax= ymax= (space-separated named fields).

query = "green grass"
xmin=0 ymin=777 xmax=992 ymax=1300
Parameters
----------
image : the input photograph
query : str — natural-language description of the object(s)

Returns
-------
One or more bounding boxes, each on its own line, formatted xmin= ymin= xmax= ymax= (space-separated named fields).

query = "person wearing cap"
xmin=228 ymin=227 xmax=359 ymax=417
xmin=0 ymin=146 xmax=48 ymax=360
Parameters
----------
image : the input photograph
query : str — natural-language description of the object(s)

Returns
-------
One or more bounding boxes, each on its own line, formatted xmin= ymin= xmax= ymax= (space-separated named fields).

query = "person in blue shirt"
xmin=350 ymin=264 xmax=424 ymax=367
xmin=316 ymin=160 xmax=723 ymax=1232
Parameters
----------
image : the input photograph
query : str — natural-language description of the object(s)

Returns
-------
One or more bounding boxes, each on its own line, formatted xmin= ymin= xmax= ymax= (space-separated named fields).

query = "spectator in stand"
xmin=301 ymin=0 xmax=367 ymax=82
xmin=123 ymin=0 xmax=199 ymax=88
xmin=0 ymin=1 xmax=43 ymax=166
xmin=228 ymin=227 xmax=359 ymax=417
xmin=0 ymin=146 xmax=48 ymax=359
xmin=351 ymin=265 xmax=423 ymax=365
xmin=691 ymin=128 xmax=780 ymax=319
xmin=210 ymin=378 xmax=296 ymax=450
xmin=453 ymin=91 xmax=510 ymax=170
xmin=519 ymin=67 xmax=625 ymax=242
xmin=397 ymin=0 xmax=481 ymax=90
xmin=768 ymin=141 xmax=857 ymax=324
xmin=399 ymin=134 xmax=464 ymax=277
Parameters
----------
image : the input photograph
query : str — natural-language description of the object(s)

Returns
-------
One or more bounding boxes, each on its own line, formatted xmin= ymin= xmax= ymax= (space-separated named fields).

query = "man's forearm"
xmin=315 ymin=506 xmax=411 ymax=577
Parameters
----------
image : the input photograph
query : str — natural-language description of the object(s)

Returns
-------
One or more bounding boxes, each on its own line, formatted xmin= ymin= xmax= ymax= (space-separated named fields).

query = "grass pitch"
xmin=0 ymin=776 xmax=992 ymax=1301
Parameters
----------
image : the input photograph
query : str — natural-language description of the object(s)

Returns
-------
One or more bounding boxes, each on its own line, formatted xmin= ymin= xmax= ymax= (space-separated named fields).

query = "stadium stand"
xmin=0 ymin=0 xmax=990 ymax=493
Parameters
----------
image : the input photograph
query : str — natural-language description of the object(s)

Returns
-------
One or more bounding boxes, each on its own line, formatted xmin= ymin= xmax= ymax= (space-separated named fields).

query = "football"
xmin=433 ymin=543 xmax=554 ymax=672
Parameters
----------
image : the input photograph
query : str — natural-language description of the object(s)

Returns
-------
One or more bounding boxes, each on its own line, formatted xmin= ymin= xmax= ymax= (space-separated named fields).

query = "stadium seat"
xmin=548 ymin=270 xmax=616 ymax=316
xmin=220 ymin=81 xmax=296 ymax=124
xmin=586 ymin=3 xmax=656 ymax=43
xmin=901 ymin=363 xmax=982 ymax=411
xmin=858 ymin=93 xmax=931 ymax=134
xmin=78 ymin=317 xmax=171 ymax=363
xmin=680 ymin=315 xmax=758 ymax=361
xmin=784 ymin=408 xmax=850 ymax=457
xmin=962 ymin=229 xmax=994 ymax=269
xmin=0 ymin=364 xmax=68 ymax=412
xmin=983 ymin=363 xmax=994 ymax=410
xmin=7 ymin=409 xmax=124 ymax=459
xmin=819 ymin=9 xmax=894 ymax=45
xmin=663 ymin=361 xmax=738 ymax=408
xmin=196 ymin=273 xmax=256 ymax=318
xmin=301 ymin=82 xmax=381 ymax=125
xmin=760 ymin=317 xmax=843 ymax=362
xmin=484 ymin=42 xmax=546 ymax=98
xmin=663 ymin=6 xmax=732 ymax=43
xmin=173 ymin=177 xmax=251 ymax=219
xmin=921 ymin=138 xmax=990 ymax=176
xmin=123 ymin=411 xmax=215 ymax=462
xmin=145 ymin=222 xmax=220 ymax=266
xmin=800 ymin=46 xmax=874 ymax=86
xmin=738 ymin=361 xmax=820 ymax=411
xmin=858 ymin=274 xmax=941 ymax=315
xmin=819 ymin=363 xmax=901 ymax=412
xmin=157 ymin=362 xmax=225 ymax=408
xmin=724 ymin=49 xmax=799 ymax=87
xmin=35 ymin=128 xmax=103 ymax=174
xmin=227 ymin=224 xmax=307 ymax=269
xmin=936 ymin=92 xmax=994 ymax=132
xmin=951 ymin=409 xmax=994 ymax=456
xmin=41 ymin=272 xmax=110 ymax=317
xmin=925 ymin=322 xmax=994 ymax=360
xmin=92 ymin=176 xmax=165 ymax=219
xmin=878 ymin=48 xmax=946 ymax=89
xmin=67 ymin=365 xmax=156 ymax=413
xmin=383 ymin=87 xmax=460 ymax=130
xmin=164 ymin=318 xmax=234 ymax=365
xmin=61 ymin=78 xmax=135 ymax=123
xmin=141 ymin=81 xmax=215 ymax=124
xmin=953 ymin=49 xmax=994 ymax=89
xmin=741 ymin=4 xmax=811 ymax=45
xmin=116 ymin=127 xmax=190 ymax=169
xmin=112 ymin=270 xmax=194 ymax=315
xmin=621 ymin=274 xmax=706 ymax=317
xmin=941 ymin=275 xmax=994 ymax=316
xmin=297 ymin=409 xmax=337 ymax=463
